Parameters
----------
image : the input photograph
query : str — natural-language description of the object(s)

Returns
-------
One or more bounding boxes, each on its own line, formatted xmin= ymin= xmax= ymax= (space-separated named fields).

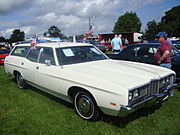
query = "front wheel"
xmin=16 ymin=73 xmax=28 ymax=89
xmin=74 ymin=91 xmax=101 ymax=121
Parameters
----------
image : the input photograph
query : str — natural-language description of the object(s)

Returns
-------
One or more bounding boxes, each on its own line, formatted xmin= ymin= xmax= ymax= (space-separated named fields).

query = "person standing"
xmin=124 ymin=38 xmax=129 ymax=46
xmin=154 ymin=32 xmax=172 ymax=69
xmin=100 ymin=39 xmax=105 ymax=45
xmin=118 ymin=34 xmax=123 ymax=49
xmin=111 ymin=34 xmax=121 ymax=52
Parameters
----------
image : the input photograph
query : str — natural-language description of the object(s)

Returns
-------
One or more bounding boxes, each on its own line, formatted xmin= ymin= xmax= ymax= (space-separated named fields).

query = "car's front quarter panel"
xmin=71 ymin=84 xmax=129 ymax=116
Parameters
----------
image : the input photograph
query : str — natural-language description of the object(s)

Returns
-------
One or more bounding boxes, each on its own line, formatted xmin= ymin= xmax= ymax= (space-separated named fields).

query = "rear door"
xmin=23 ymin=47 xmax=41 ymax=83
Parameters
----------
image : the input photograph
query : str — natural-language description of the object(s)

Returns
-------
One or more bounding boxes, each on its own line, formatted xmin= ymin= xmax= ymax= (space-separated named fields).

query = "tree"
xmin=144 ymin=5 xmax=180 ymax=40
xmin=161 ymin=5 xmax=180 ymax=37
xmin=0 ymin=36 xmax=5 ymax=42
xmin=145 ymin=20 xmax=160 ymax=40
xmin=9 ymin=29 xmax=25 ymax=43
xmin=113 ymin=12 xmax=142 ymax=33
xmin=46 ymin=25 xmax=66 ymax=38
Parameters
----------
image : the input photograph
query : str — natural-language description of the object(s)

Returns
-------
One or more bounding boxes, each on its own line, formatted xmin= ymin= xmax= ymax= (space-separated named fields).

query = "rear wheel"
xmin=16 ymin=73 xmax=27 ymax=89
xmin=74 ymin=91 xmax=100 ymax=121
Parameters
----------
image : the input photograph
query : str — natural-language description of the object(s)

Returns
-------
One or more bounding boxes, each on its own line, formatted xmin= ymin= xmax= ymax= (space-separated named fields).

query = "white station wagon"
xmin=4 ymin=42 xmax=176 ymax=121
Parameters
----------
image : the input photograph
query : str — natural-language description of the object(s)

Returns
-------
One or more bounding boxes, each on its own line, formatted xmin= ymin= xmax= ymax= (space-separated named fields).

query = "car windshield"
xmin=56 ymin=46 xmax=108 ymax=65
xmin=0 ymin=49 xmax=10 ymax=54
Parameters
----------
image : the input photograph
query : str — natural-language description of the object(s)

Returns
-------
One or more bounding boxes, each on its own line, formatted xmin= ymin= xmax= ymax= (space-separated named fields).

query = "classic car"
xmin=0 ymin=49 xmax=10 ymax=64
xmin=107 ymin=43 xmax=180 ymax=77
xmin=4 ymin=42 xmax=176 ymax=121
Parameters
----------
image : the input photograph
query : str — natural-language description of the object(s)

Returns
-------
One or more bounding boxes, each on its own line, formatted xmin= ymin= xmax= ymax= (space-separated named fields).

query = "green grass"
xmin=0 ymin=65 xmax=180 ymax=135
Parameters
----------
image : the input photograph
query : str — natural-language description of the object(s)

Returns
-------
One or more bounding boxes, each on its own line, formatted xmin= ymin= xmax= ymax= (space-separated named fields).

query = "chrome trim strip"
xmin=26 ymin=80 xmax=72 ymax=103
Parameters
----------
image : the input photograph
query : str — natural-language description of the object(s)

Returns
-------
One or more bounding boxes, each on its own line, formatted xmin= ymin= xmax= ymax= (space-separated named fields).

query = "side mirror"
xmin=45 ymin=60 xmax=51 ymax=66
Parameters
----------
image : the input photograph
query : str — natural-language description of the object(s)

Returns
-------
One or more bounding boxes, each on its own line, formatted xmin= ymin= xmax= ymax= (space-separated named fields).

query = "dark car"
xmin=76 ymin=40 xmax=107 ymax=52
xmin=106 ymin=43 xmax=180 ymax=76
xmin=172 ymin=40 xmax=180 ymax=51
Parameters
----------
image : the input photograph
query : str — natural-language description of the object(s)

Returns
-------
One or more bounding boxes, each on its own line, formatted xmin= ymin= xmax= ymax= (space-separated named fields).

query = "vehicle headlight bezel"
xmin=160 ymin=75 xmax=175 ymax=88
xmin=133 ymin=89 xmax=139 ymax=98
xmin=129 ymin=91 xmax=133 ymax=101
xmin=129 ymin=85 xmax=148 ymax=102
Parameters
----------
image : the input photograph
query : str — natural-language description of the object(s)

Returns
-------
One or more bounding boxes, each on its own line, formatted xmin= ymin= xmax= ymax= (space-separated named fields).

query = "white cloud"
xmin=0 ymin=0 xmax=166 ymax=38
xmin=0 ymin=0 xmax=30 ymax=14
xmin=0 ymin=28 xmax=14 ymax=37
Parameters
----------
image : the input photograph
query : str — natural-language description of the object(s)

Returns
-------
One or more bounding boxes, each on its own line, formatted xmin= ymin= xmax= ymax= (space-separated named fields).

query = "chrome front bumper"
xmin=119 ymin=87 xmax=175 ymax=117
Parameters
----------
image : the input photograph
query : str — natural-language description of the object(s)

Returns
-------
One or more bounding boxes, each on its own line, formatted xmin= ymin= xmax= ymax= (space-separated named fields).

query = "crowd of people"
xmin=100 ymin=34 xmax=129 ymax=52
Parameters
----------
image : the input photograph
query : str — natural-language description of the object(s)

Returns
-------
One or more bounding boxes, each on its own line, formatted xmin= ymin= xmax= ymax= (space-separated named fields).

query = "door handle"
xmin=36 ymin=66 xmax=39 ymax=70
xmin=21 ymin=62 xmax=24 ymax=65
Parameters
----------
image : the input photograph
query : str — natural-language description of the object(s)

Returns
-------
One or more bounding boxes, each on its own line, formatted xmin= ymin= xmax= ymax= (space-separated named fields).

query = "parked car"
xmin=0 ymin=49 xmax=10 ymax=64
xmin=107 ymin=43 xmax=180 ymax=77
xmin=76 ymin=40 xmax=107 ymax=52
xmin=172 ymin=40 xmax=180 ymax=51
xmin=103 ymin=42 xmax=112 ymax=51
xmin=4 ymin=42 xmax=176 ymax=121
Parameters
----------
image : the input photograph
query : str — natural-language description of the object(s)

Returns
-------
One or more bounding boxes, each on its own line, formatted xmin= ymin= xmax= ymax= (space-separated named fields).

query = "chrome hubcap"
xmin=78 ymin=96 xmax=91 ymax=114
xmin=75 ymin=93 xmax=94 ymax=118
xmin=17 ymin=75 xmax=23 ymax=88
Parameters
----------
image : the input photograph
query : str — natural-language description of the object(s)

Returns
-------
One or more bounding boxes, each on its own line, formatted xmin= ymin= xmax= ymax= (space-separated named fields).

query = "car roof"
xmin=128 ymin=43 xmax=161 ymax=47
xmin=14 ymin=42 xmax=93 ymax=48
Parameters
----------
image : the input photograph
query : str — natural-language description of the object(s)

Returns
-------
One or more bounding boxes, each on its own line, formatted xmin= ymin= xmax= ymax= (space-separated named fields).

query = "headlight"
xmin=140 ymin=87 xmax=148 ymax=96
xmin=129 ymin=85 xmax=148 ymax=101
xmin=160 ymin=75 xmax=174 ymax=88
xmin=160 ymin=78 xmax=166 ymax=88
xmin=170 ymin=75 xmax=175 ymax=83
xmin=162 ymin=79 xmax=166 ymax=85
xmin=129 ymin=92 xmax=133 ymax=101
xmin=129 ymin=89 xmax=139 ymax=101
xmin=133 ymin=89 xmax=139 ymax=98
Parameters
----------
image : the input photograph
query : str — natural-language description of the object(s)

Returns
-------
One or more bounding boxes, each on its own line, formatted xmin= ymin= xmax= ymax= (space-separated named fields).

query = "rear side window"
xmin=39 ymin=47 xmax=55 ymax=65
xmin=11 ymin=46 xmax=30 ymax=57
xmin=27 ymin=48 xmax=41 ymax=62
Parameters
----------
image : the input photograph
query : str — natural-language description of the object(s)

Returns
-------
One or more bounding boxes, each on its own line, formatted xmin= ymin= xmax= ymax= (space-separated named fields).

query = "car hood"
xmin=61 ymin=59 xmax=175 ymax=94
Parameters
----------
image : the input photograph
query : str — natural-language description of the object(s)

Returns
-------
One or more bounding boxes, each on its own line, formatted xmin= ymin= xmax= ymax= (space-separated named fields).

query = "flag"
xmin=30 ymin=35 xmax=38 ymax=50
xmin=87 ymin=17 xmax=94 ymax=35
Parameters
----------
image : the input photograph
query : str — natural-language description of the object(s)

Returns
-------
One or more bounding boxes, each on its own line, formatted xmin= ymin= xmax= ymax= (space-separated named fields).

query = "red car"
xmin=0 ymin=49 xmax=10 ymax=64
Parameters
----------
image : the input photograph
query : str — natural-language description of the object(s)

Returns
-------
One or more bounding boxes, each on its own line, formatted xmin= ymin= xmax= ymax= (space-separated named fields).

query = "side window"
xmin=148 ymin=47 xmax=154 ymax=53
xmin=39 ymin=47 xmax=55 ymax=65
xmin=152 ymin=47 xmax=157 ymax=53
xmin=27 ymin=48 xmax=41 ymax=62
xmin=136 ymin=46 xmax=152 ymax=57
xmin=129 ymin=47 xmax=140 ymax=57
xmin=11 ymin=46 xmax=30 ymax=57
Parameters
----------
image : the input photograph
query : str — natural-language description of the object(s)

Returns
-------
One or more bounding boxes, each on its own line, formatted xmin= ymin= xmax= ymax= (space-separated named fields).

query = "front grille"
xmin=148 ymin=80 xmax=159 ymax=95
xmin=128 ymin=74 xmax=175 ymax=107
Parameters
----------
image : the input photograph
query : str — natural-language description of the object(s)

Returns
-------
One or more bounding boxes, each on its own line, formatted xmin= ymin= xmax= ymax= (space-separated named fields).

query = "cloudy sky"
xmin=0 ymin=0 xmax=179 ymax=38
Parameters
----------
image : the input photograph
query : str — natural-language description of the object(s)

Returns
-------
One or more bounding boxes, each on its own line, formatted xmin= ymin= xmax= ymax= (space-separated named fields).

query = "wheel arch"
xmin=68 ymin=86 xmax=97 ymax=104
xmin=13 ymin=70 xmax=20 ymax=78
